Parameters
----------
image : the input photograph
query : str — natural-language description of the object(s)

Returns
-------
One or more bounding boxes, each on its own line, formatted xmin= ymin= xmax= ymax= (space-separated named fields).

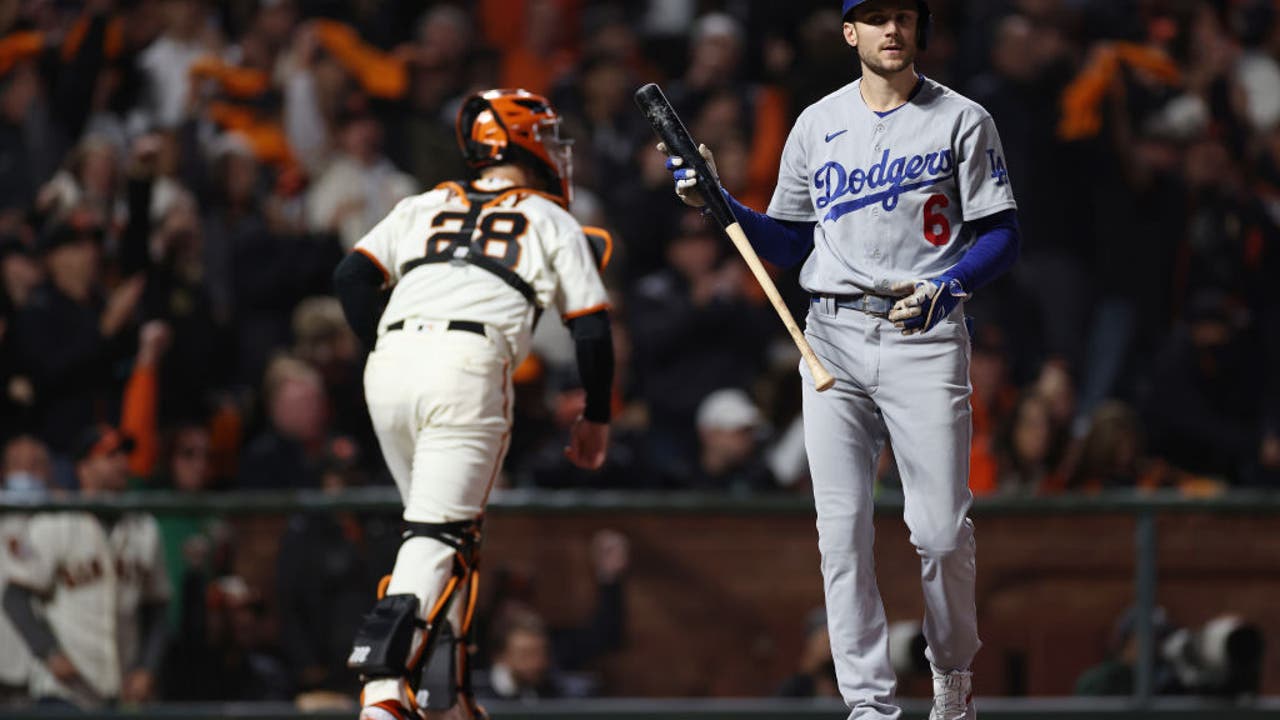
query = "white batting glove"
xmin=657 ymin=142 xmax=718 ymax=208
xmin=888 ymin=277 xmax=964 ymax=335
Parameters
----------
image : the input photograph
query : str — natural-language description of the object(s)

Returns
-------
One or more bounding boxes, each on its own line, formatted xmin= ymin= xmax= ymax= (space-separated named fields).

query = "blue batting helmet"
xmin=841 ymin=0 xmax=933 ymax=50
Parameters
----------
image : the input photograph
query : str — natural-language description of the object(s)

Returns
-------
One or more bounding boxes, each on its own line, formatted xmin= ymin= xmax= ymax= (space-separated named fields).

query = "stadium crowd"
xmin=0 ymin=0 xmax=1278 ymax=709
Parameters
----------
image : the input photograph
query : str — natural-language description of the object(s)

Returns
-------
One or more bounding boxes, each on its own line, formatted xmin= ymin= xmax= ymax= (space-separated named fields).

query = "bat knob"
xmin=812 ymin=368 xmax=836 ymax=392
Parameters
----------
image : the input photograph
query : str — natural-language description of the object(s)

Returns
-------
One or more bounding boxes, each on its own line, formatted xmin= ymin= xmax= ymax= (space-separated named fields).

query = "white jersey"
xmin=5 ymin=512 xmax=169 ymax=705
xmin=768 ymin=76 xmax=1017 ymax=295
xmin=0 ymin=514 xmax=33 ymax=688
xmin=353 ymin=177 xmax=611 ymax=364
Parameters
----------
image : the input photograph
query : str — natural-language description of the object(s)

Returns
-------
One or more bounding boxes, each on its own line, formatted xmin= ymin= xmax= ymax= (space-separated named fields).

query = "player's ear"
xmin=842 ymin=22 xmax=858 ymax=48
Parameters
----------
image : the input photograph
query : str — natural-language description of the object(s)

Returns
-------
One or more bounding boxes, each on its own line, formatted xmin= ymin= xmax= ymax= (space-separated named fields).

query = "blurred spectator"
xmin=275 ymin=444 xmax=398 ymax=695
xmin=305 ymin=100 xmax=417 ymax=252
xmin=1066 ymin=401 xmax=1182 ymax=493
xmin=151 ymin=420 xmax=233 ymax=629
xmin=0 ymin=238 xmax=41 ymax=438
xmin=0 ymin=59 xmax=42 ymax=216
xmin=496 ymin=0 xmax=577 ymax=97
xmin=684 ymin=388 xmax=777 ymax=492
xmin=513 ymin=373 xmax=644 ymax=490
xmin=2 ymin=425 xmax=169 ymax=709
xmin=0 ymin=237 xmax=42 ymax=311
xmin=1142 ymin=290 xmax=1278 ymax=484
xmin=11 ymin=210 xmax=143 ymax=465
xmin=144 ymin=196 xmax=231 ymax=423
xmin=477 ymin=529 xmax=629 ymax=696
xmin=238 ymin=355 xmax=332 ymax=489
xmin=137 ymin=0 xmax=222 ymax=130
xmin=390 ymin=5 xmax=475 ymax=188
xmin=776 ymin=608 xmax=837 ymax=698
xmin=968 ymin=325 xmax=1018 ymax=496
xmin=629 ymin=210 xmax=772 ymax=477
xmin=994 ymin=392 xmax=1061 ymax=495
xmin=198 ymin=136 xmax=340 ymax=385
xmin=291 ymin=296 xmax=374 ymax=461
xmin=2 ymin=434 xmax=51 ymax=500
xmin=162 ymin=574 xmax=293 ymax=701
xmin=0 ymin=435 xmax=52 ymax=707
xmin=1031 ymin=358 xmax=1076 ymax=469
xmin=1075 ymin=605 xmax=1181 ymax=696
xmin=475 ymin=606 xmax=563 ymax=702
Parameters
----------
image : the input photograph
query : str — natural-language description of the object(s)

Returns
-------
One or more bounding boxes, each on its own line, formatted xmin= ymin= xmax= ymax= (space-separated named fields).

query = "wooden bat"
xmin=634 ymin=83 xmax=836 ymax=392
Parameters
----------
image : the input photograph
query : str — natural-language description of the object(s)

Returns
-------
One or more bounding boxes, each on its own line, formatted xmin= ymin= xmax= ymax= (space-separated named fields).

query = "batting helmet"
xmin=457 ymin=89 xmax=573 ymax=202
xmin=841 ymin=0 xmax=933 ymax=50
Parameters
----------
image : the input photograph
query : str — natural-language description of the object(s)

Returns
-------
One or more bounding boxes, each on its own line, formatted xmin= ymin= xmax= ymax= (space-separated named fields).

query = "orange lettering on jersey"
xmin=57 ymin=557 xmax=106 ymax=588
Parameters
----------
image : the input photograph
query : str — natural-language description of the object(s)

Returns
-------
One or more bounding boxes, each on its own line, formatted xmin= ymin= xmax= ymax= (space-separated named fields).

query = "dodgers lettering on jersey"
xmin=814 ymin=147 xmax=955 ymax=221
xmin=353 ymin=176 xmax=610 ymax=364
xmin=768 ymin=77 xmax=1017 ymax=296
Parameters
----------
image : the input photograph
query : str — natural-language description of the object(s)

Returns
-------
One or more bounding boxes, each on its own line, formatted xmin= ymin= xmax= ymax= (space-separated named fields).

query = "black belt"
xmin=385 ymin=319 xmax=486 ymax=336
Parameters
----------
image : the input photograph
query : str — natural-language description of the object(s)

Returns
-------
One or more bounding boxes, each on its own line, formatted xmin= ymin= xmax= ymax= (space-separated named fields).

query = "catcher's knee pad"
xmin=349 ymin=594 xmax=422 ymax=679
xmin=404 ymin=519 xmax=481 ymax=565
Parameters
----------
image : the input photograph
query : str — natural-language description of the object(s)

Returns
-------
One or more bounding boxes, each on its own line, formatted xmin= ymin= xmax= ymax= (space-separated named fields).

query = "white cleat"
xmin=358 ymin=700 xmax=420 ymax=720
xmin=928 ymin=667 xmax=975 ymax=720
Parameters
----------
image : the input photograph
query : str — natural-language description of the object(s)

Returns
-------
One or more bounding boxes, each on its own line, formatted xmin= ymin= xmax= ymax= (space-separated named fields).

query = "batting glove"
xmin=888 ymin=276 xmax=966 ymax=335
xmin=657 ymin=142 xmax=718 ymax=208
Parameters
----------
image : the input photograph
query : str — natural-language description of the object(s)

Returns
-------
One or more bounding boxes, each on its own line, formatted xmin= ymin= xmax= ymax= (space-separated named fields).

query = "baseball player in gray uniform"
xmin=662 ymin=1 xmax=1020 ymax=718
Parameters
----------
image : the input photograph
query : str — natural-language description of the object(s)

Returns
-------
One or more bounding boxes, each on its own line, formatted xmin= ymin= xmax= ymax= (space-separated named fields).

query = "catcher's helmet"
xmin=457 ymin=89 xmax=573 ymax=202
xmin=841 ymin=0 xmax=933 ymax=50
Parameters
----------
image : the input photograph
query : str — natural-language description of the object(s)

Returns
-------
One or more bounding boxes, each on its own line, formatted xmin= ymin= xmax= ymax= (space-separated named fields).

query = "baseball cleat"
xmin=928 ymin=667 xmax=975 ymax=720
xmin=358 ymin=699 xmax=420 ymax=720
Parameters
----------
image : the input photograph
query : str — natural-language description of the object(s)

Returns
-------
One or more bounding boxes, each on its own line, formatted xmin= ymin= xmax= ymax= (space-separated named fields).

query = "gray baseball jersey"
xmin=769 ymin=75 xmax=1017 ymax=718
xmin=768 ymin=76 xmax=1016 ymax=295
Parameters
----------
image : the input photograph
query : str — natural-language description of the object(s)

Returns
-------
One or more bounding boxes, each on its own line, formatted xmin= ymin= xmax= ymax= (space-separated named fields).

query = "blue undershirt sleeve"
xmin=941 ymin=209 xmax=1021 ymax=294
xmin=723 ymin=192 xmax=815 ymax=269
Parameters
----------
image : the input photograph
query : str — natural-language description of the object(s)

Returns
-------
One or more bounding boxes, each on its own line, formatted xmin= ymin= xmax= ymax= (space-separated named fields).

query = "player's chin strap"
xmin=350 ymin=517 xmax=487 ymax=719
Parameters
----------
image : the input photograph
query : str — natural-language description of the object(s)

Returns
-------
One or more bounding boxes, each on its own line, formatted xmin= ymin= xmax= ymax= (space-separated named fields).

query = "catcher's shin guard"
xmin=398 ymin=518 xmax=486 ymax=715
xmin=348 ymin=594 xmax=423 ymax=678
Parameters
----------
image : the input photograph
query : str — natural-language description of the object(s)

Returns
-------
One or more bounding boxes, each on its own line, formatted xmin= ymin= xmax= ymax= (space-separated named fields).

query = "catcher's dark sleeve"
xmin=3 ymin=583 xmax=60 ymax=659
xmin=136 ymin=599 xmax=170 ymax=674
xmin=567 ymin=310 xmax=614 ymax=423
xmin=333 ymin=251 xmax=387 ymax=349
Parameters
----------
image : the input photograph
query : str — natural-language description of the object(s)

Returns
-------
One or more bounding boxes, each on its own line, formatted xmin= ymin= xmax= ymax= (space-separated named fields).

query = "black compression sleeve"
xmin=137 ymin=600 xmax=170 ymax=674
xmin=3 ymin=583 xmax=60 ymax=659
xmin=333 ymin=251 xmax=387 ymax=349
xmin=567 ymin=310 xmax=614 ymax=423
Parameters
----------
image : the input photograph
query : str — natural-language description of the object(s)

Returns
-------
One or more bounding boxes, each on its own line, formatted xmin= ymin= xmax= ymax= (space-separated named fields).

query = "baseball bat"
xmin=634 ymin=83 xmax=836 ymax=392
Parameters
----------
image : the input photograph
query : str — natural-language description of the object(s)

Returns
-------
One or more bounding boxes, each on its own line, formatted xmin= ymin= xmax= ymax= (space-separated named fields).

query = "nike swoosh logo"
xmin=824 ymin=129 xmax=848 ymax=143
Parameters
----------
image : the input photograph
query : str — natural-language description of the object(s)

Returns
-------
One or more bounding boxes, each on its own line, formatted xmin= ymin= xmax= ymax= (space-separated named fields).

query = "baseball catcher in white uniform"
xmin=333 ymin=89 xmax=614 ymax=720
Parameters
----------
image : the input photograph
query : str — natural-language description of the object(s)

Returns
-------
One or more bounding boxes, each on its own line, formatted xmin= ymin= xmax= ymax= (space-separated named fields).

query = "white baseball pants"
xmin=359 ymin=323 xmax=512 ymax=708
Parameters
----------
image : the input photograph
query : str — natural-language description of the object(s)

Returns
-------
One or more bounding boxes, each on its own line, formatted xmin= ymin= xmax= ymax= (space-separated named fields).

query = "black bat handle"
xmin=633 ymin=83 xmax=737 ymax=229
